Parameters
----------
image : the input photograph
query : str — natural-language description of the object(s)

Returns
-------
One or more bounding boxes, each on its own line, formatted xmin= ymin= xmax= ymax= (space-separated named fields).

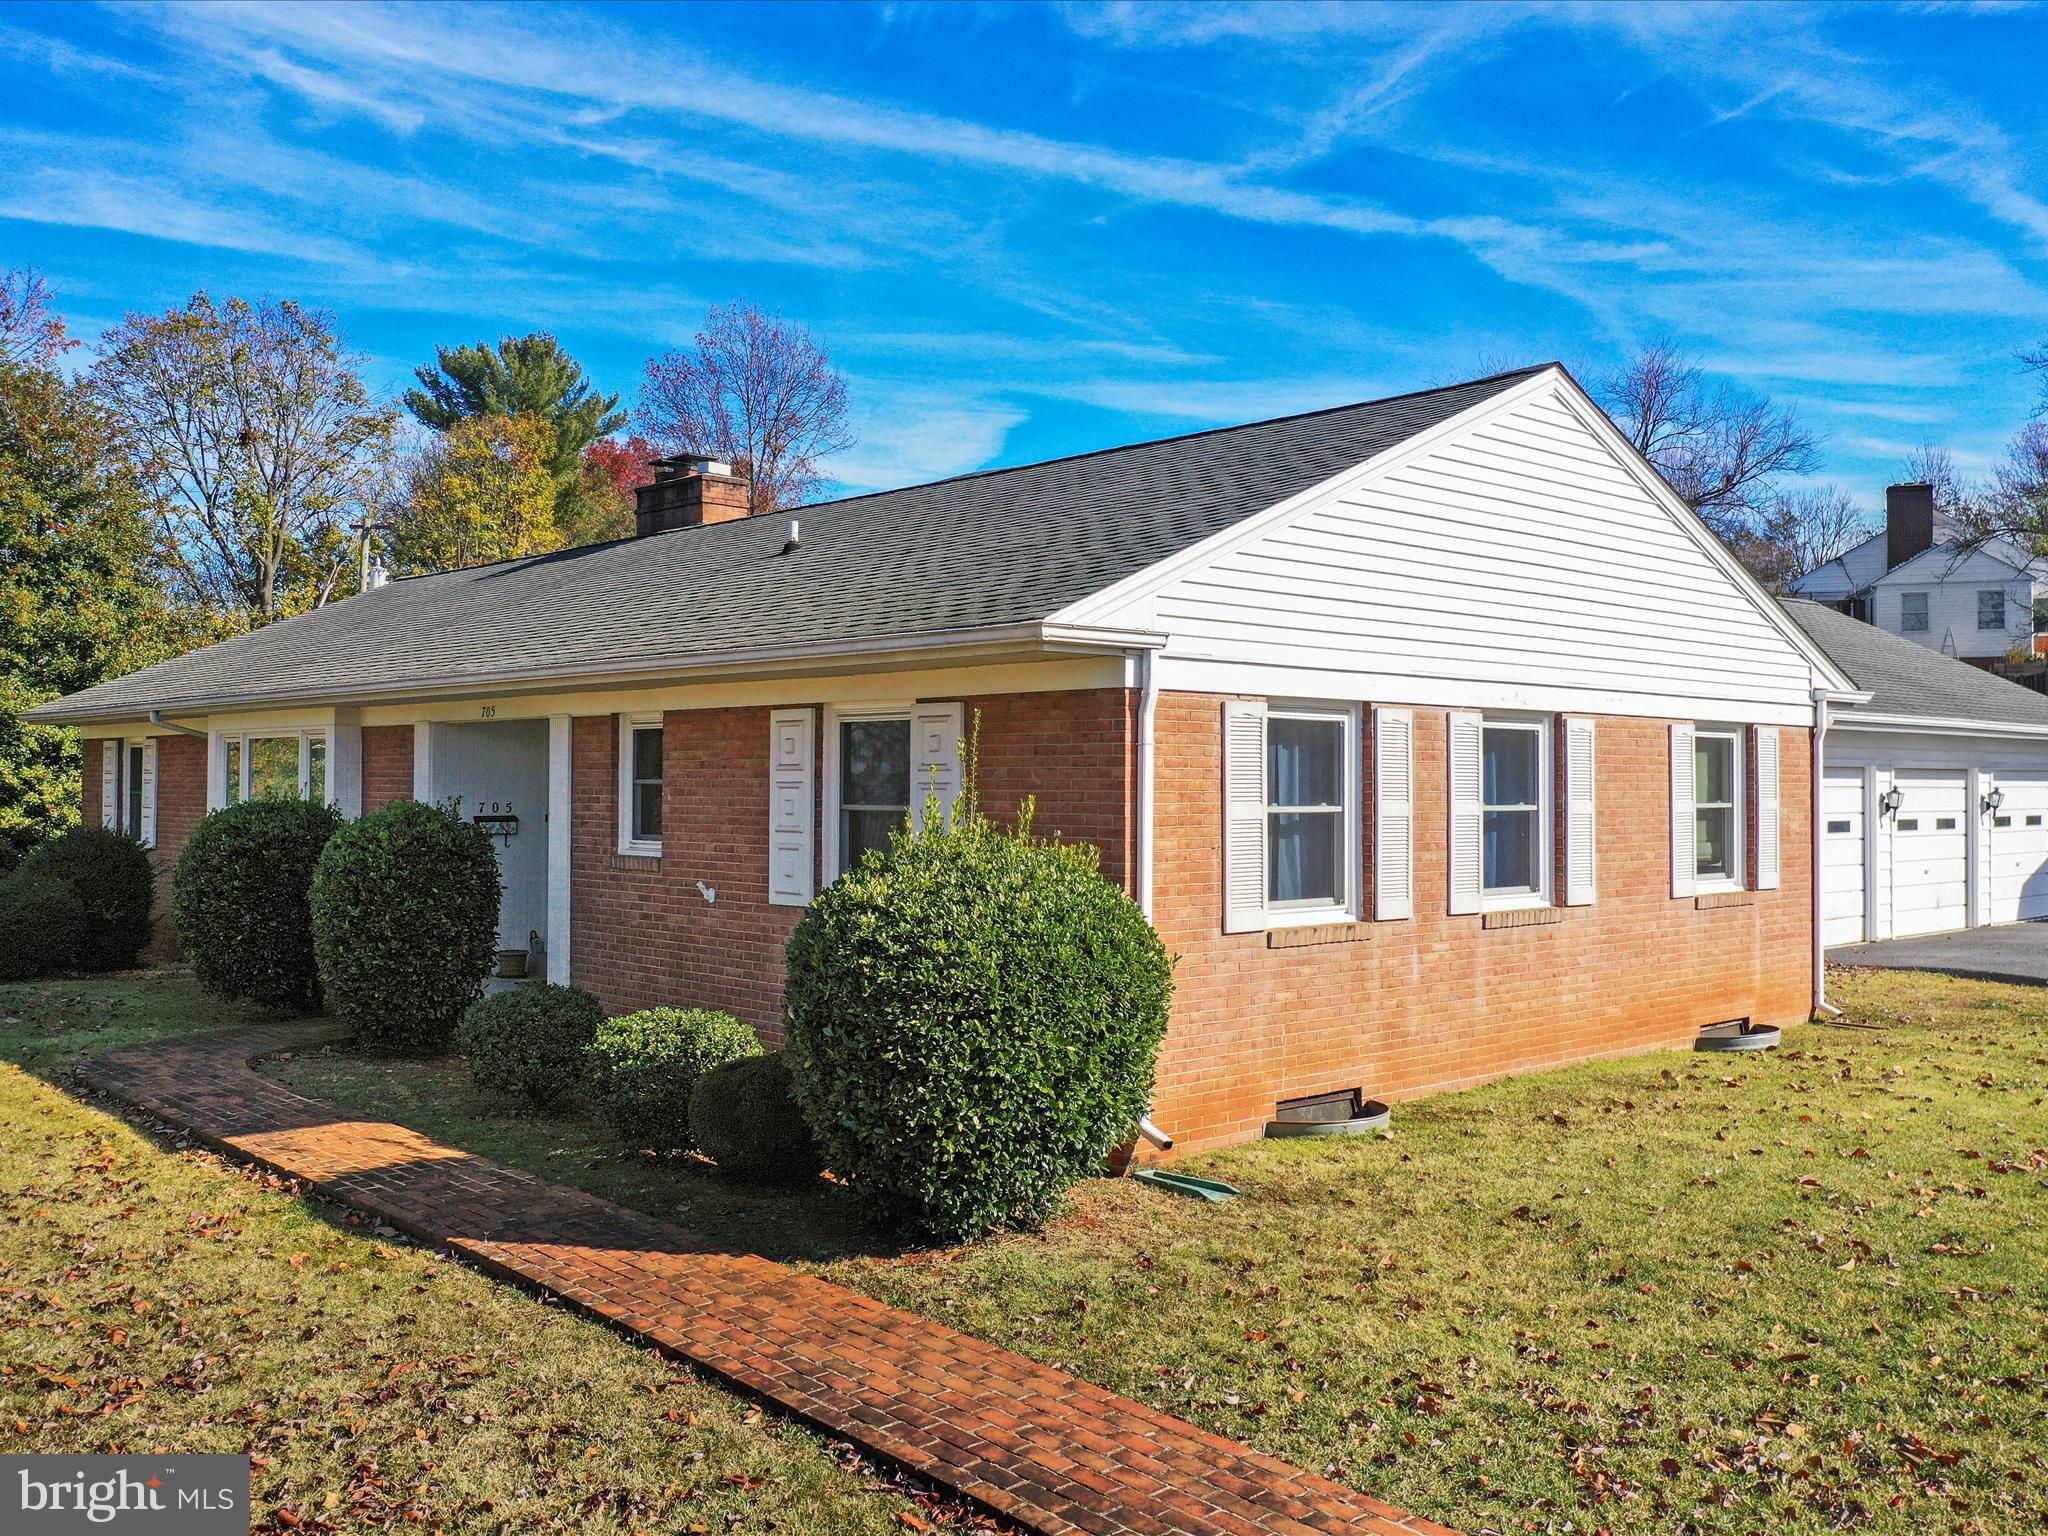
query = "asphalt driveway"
xmin=1831 ymin=920 xmax=2048 ymax=986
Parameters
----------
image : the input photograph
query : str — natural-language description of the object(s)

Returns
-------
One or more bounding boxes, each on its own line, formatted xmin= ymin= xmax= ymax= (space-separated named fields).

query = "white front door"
xmin=1989 ymin=772 xmax=2048 ymax=924
xmin=1890 ymin=769 xmax=1970 ymax=937
xmin=1820 ymin=767 xmax=1866 ymax=946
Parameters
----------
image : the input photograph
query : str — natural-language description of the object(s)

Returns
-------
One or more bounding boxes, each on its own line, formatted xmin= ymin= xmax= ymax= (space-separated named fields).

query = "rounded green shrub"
xmin=22 ymin=824 xmax=155 ymax=970
xmin=172 ymin=797 xmax=343 ymax=1011
xmin=0 ymin=872 xmax=85 ymax=980
xmin=310 ymin=800 xmax=501 ymax=1054
xmin=585 ymin=1008 xmax=760 ymax=1154
xmin=783 ymin=807 xmax=1173 ymax=1242
xmin=688 ymin=1052 xmax=824 ymax=1183
xmin=459 ymin=983 xmax=605 ymax=1108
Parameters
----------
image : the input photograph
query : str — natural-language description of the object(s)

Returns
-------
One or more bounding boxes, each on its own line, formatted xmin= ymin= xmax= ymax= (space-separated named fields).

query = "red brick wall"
xmin=361 ymin=725 xmax=414 ymax=812
xmin=568 ymin=688 xmax=1139 ymax=1038
xmin=1148 ymin=694 xmax=1814 ymax=1152
xmin=78 ymin=736 xmax=209 ymax=962
xmin=147 ymin=736 xmax=207 ymax=958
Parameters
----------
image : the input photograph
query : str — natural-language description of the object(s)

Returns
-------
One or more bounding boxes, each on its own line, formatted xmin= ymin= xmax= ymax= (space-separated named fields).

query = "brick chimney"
xmin=634 ymin=454 xmax=752 ymax=535
xmin=1885 ymin=481 xmax=1936 ymax=571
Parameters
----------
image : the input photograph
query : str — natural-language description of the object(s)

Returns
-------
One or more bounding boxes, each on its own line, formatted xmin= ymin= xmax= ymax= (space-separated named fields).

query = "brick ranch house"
xmin=29 ymin=365 xmax=1865 ymax=1153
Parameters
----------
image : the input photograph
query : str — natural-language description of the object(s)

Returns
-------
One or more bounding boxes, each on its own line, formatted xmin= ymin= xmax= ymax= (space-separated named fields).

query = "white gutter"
xmin=1831 ymin=711 xmax=2048 ymax=740
xmin=32 ymin=620 xmax=1171 ymax=728
xmin=1133 ymin=646 xmax=1159 ymax=920
xmin=147 ymin=710 xmax=206 ymax=739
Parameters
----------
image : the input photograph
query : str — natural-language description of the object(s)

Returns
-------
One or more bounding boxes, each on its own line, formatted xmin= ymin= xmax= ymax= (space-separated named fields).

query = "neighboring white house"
xmin=1789 ymin=482 xmax=2043 ymax=664
xmin=1786 ymin=599 xmax=2048 ymax=946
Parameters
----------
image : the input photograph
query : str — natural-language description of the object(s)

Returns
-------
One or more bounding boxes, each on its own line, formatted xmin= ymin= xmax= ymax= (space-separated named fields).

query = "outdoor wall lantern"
xmin=1983 ymin=786 xmax=2006 ymax=815
xmin=1880 ymin=786 xmax=1904 ymax=816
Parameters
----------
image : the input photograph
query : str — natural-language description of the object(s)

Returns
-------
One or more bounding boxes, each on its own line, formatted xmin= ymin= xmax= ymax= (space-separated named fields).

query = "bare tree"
xmin=91 ymin=294 xmax=398 ymax=623
xmin=1598 ymin=341 xmax=1819 ymax=535
xmin=1899 ymin=442 xmax=1972 ymax=519
xmin=1729 ymin=486 xmax=1875 ymax=593
xmin=0 ymin=267 xmax=72 ymax=369
xmin=637 ymin=302 xmax=854 ymax=515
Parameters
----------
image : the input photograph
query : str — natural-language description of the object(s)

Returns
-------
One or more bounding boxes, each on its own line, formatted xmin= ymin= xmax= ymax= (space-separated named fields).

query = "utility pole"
xmin=352 ymin=519 xmax=388 ymax=594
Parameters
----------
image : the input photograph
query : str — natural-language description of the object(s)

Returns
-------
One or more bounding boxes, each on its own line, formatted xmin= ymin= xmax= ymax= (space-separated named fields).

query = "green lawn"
xmin=270 ymin=968 xmax=2048 ymax=1536
xmin=0 ymin=977 xmax=943 ymax=1535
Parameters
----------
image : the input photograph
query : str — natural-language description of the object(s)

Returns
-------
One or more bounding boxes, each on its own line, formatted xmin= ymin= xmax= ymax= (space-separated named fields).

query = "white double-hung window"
xmin=1221 ymin=700 xmax=1358 ymax=932
xmin=1670 ymin=723 xmax=1778 ymax=897
xmin=822 ymin=703 xmax=965 ymax=880
xmin=1447 ymin=712 xmax=1592 ymax=915
xmin=1691 ymin=727 xmax=1742 ymax=888
xmin=618 ymin=715 xmax=664 ymax=854
xmin=217 ymin=730 xmax=327 ymax=806
xmin=1480 ymin=719 xmax=1547 ymax=902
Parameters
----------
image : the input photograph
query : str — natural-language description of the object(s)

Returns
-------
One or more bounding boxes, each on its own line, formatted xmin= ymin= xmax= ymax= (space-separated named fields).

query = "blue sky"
xmin=3 ymin=1 xmax=2046 ymax=505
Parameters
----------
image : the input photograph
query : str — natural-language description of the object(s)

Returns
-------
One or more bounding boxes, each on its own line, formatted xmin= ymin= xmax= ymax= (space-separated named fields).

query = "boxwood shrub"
xmin=459 ymin=983 xmax=604 ymax=1108
xmin=310 ymin=800 xmax=501 ymax=1054
xmin=688 ymin=1052 xmax=823 ymax=1183
xmin=172 ymin=797 xmax=343 ymax=1011
xmin=0 ymin=872 xmax=85 ymax=980
xmin=585 ymin=1007 xmax=759 ymax=1154
xmin=22 ymin=824 xmax=155 ymax=971
xmin=783 ymin=801 xmax=1173 ymax=1242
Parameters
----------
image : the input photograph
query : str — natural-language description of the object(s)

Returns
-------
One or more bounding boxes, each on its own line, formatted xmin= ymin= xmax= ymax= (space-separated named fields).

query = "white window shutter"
xmin=1372 ymin=706 xmax=1413 ymax=921
xmin=767 ymin=708 xmax=816 ymax=906
xmin=139 ymin=740 xmax=158 ymax=848
xmin=1562 ymin=717 xmax=1596 ymax=906
xmin=1754 ymin=725 xmax=1781 ymax=891
xmin=100 ymin=741 xmax=119 ymax=830
xmin=1221 ymin=699 xmax=1267 ymax=934
xmin=1446 ymin=710 xmax=1483 ymax=915
xmin=909 ymin=702 xmax=965 ymax=831
xmin=1670 ymin=723 xmax=1697 ymax=899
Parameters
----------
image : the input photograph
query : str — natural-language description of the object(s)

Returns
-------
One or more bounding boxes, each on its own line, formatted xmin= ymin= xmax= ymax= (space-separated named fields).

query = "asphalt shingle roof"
xmin=30 ymin=367 xmax=1546 ymax=724
xmin=1783 ymin=598 xmax=2048 ymax=728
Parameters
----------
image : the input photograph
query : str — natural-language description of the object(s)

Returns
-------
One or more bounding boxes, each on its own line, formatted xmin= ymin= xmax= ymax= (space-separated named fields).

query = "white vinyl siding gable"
xmin=1110 ymin=385 xmax=1820 ymax=721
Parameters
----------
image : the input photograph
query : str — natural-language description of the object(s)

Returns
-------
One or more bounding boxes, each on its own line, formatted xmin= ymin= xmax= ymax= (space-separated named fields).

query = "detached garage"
xmin=1787 ymin=599 xmax=2048 ymax=945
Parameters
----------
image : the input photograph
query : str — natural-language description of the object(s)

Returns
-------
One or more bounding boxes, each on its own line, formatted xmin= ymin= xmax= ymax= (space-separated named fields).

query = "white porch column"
xmin=331 ymin=708 xmax=364 ymax=819
xmin=547 ymin=714 xmax=573 ymax=985
xmin=412 ymin=721 xmax=435 ymax=804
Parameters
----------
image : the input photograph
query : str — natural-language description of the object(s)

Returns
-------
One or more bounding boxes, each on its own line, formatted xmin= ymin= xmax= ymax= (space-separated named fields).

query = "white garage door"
xmin=1989 ymin=772 xmax=2048 ymax=924
xmin=1891 ymin=769 xmax=1970 ymax=938
xmin=1820 ymin=767 xmax=1866 ymax=946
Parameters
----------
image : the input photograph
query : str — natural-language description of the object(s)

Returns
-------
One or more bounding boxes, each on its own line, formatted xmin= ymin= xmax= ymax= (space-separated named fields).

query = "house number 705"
xmin=479 ymin=705 xmax=497 ymax=719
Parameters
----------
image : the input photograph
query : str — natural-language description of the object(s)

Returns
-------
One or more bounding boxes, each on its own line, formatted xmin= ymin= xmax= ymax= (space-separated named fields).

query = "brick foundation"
xmin=1148 ymin=695 xmax=1814 ymax=1152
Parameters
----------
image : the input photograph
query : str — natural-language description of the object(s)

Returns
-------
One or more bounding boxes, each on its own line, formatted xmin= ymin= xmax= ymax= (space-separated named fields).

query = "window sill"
xmin=1266 ymin=921 xmax=1371 ymax=949
xmin=1480 ymin=892 xmax=1550 ymax=914
xmin=1694 ymin=890 xmax=1755 ymax=910
xmin=1482 ymin=906 xmax=1565 ymax=930
xmin=1265 ymin=906 xmax=1359 ymax=931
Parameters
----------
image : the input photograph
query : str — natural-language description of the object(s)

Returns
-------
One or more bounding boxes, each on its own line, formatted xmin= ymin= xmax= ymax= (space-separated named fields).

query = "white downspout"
xmin=1811 ymin=690 xmax=1841 ymax=1018
xmin=1135 ymin=646 xmax=1159 ymax=920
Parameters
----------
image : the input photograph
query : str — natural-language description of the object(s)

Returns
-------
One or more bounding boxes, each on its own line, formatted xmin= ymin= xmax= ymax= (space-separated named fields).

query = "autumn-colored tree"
xmin=0 ymin=268 xmax=72 ymax=369
xmin=637 ymin=301 xmax=854 ymax=515
xmin=404 ymin=333 xmax=624 ymax=489
xmin=557 ymin=434 xmax=657 ymax=546
xmin=388 ymin=413 xmax=563 ymax=574
xmin=90 ymin=294 xmax=398 ymax=625
xmin=0 ymin=357 xmax=191 ymax=840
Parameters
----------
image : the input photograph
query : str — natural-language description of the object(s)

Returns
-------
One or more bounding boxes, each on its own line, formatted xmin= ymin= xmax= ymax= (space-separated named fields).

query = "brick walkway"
xmin=79 ymin=1024 xmax=1458 ymax=1536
